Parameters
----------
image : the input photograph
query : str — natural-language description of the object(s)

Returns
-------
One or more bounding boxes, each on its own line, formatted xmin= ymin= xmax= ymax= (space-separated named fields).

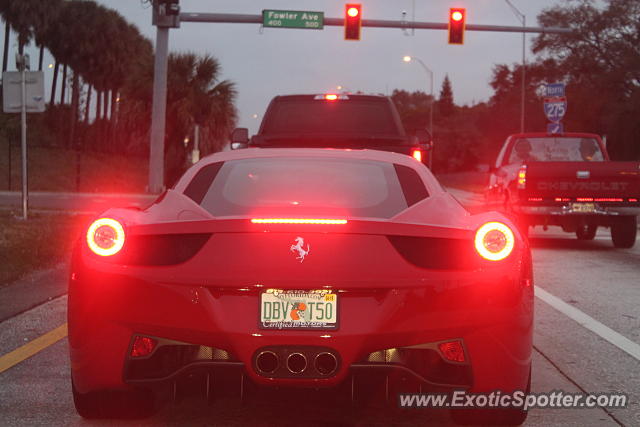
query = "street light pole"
xmin=403 ymin=55 xmax=434 ymax=136
xmin=505 ymin=0 xmax=526 ymax=133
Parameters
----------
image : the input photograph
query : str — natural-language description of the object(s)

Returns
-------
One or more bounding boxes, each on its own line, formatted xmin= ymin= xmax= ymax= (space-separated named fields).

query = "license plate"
xmin=259 ymin=290 xmax=338 ymax=330
xmin=571 ymin=203 xmax=596 ymax=213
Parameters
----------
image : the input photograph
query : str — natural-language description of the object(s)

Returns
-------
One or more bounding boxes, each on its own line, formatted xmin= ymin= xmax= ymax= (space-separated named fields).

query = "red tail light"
xmin=86 ymin=218 xmax=125 ymax=256
xmin=594 ymin=198 xmax=623 ymax=202
xmin=474 ymin=221 xmax=515 ymax=261
xmin=411 ymin=149 xmax=422 ymax=162
xmin=324 ymin=94 xmax=338 ymax=101
xmin=251 ymin=218 xmax=348 ymax=225
xmin=130 ymin=336 xmax=157 ymax=358
xmin=438 ymin=340 xmax=466 ymax=363
xmin=517 ymin=165 xmax=527 ymax=189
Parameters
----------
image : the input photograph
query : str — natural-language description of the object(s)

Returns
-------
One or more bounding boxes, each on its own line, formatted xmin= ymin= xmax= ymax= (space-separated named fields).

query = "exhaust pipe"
xmin=286 ymin=352 xmax=307 ymax=374
xmin=314 ymin=352 xmax=338 ymax=375
xmin=256 ymin=350 xmax=279 ymax=374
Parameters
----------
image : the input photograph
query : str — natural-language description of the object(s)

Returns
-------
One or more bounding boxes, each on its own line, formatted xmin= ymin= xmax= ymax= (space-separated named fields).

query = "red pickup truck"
xmin=486 ymin=132 xmax=640 ymax=248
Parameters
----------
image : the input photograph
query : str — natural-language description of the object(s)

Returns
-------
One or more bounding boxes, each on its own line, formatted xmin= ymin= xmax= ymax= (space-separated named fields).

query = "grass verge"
xmin=0 ymin=145 xmax=147 ymax=193
xmin=0 ymin=211 xmax=91 ymax=287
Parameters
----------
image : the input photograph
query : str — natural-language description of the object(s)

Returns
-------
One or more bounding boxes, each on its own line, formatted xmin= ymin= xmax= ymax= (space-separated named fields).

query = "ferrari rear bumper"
xmin=68 ymin=254 xmax=533 ymax=397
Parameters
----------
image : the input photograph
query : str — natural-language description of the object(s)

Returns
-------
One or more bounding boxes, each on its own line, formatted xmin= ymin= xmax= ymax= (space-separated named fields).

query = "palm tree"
xmin=0 ymin=0 xmax=61 ymax=59
xmin=163 ymin=52 xmax=237 ymax=184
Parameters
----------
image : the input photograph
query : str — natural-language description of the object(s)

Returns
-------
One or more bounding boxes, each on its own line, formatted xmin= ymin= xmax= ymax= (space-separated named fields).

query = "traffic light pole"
xmin=149 ymin=26 xmax=169 ymax=194
xmin=179 ymin=13 xmax=570 ymax=34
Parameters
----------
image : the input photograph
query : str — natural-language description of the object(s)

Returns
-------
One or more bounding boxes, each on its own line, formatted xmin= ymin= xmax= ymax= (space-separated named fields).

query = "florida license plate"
xmin=259 ymin=290 xmax=338 ymax=330
xmin=571 ymin=203 xmax=596 ymax=213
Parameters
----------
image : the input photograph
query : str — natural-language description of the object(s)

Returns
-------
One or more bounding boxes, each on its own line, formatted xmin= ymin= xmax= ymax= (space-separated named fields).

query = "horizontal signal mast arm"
xmin=179 ymin=13 xmax=571 ymax=34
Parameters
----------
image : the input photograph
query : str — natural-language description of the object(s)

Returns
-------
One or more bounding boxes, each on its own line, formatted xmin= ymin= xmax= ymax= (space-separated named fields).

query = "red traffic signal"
xmin=448 ymin=8 xmax=466 ymax=45
xmin=344 ymin=4 xmax=362 ymax=40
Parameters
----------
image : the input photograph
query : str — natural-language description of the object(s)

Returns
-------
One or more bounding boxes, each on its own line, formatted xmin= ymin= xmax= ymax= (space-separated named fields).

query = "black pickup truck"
xmin=230 ymin=93 xmax=432 ymax=166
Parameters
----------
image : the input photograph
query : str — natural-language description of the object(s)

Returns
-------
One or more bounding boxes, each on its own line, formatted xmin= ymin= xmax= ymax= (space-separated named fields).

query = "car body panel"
xmin=69 ymin=148 xmax=532 ymax=400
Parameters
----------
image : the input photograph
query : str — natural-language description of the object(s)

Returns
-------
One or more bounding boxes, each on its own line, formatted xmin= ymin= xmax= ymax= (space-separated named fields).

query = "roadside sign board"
xmin=262 ymin=10 xmax=324 ymax=29
xmin=547 ymin=122 xmax=563 ymax=134
xmin=543 ymin=96 xmax=567 ymax=123
xmin=2 ymin=71 xmax=45 ymax=113
xmin=545 ymin=83 xmax=565 ymax=97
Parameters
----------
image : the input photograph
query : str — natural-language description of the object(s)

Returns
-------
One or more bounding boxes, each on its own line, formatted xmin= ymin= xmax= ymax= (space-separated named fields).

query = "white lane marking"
xmin=535 ymin=285 xmax=640 ymax=361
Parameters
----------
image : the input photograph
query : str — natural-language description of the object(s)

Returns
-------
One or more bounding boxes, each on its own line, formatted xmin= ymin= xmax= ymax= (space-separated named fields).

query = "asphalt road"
xmin=1 ymin=190 xmax=639 ymax=426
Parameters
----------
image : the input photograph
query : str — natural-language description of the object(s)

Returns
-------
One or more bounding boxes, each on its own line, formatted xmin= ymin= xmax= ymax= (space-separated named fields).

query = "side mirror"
xmin=230 ymin=128 xmax=249 ymax=150
xmin=231 ymin=142 xmax=248 ymax=150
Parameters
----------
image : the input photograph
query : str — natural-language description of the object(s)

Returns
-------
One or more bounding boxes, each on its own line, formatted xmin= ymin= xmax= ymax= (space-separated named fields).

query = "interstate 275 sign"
xmin=543 ymin=97 xmax=567 ymax=123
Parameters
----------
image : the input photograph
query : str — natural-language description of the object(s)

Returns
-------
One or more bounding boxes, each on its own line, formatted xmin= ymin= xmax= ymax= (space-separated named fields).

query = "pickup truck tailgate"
xmin=523 ymin=161 xmax=640 ymax=199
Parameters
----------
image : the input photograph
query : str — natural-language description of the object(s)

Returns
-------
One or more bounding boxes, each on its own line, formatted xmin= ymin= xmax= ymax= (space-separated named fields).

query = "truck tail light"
xmin=474 ymin=221 xmax=515 ymax=261
xmin=517 ymin=165 xmax=527 ymax=189
xmin=411 ymin=149 xmax=422 ymax=162
xmin=86 ymin=218 xmax=125 ymax=256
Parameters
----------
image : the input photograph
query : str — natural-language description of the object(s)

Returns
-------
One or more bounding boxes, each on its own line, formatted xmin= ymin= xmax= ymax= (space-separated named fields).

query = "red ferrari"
xmin=68 ymin=148 xmax=533 ymax=424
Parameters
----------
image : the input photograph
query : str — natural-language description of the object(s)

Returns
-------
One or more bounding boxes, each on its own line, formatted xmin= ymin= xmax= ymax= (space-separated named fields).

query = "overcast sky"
xmin=6 ymin=0 xmax=563 ymax=134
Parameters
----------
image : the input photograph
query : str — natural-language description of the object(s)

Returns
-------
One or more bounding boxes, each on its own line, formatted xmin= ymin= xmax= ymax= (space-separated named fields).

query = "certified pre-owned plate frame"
xmin=259 ymin=289 xmax=339 ymax=331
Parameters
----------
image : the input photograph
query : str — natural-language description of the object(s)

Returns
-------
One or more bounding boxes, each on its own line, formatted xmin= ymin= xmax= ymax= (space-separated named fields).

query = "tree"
xmin=532 ymin=0 xmax=640 ymax=160
xmin=438 ymin=75 xmax=455 ymax=117
xmin=163 ymin=52 xmax=237 ymax=185
xmin=0 ymin=0 xmax=61 ymax=55
xmin=42 ymin=1 xmax=152 ymax=148
xmin=390 ymin=89 xmax=433 ymax=133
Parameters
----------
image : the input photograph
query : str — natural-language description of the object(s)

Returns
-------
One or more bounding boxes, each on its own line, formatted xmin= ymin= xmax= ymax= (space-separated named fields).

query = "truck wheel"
xmin=611 ymin=216 xmax=637 ymax=248
xmin=576 ymin=224 xmax=597 ymax=240
xmin=72 ymin=380 xmax=157 ymax=419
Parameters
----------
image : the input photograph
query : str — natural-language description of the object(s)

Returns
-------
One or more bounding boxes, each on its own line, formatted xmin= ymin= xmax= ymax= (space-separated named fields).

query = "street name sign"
xmin=262 ymin=10 xmax=324 ymax=29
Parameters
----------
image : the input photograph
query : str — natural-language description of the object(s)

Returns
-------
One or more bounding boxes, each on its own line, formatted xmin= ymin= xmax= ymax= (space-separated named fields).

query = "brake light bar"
xmin=533 ymin=197 xmax=632 ymax=203
xmin=596 ymin=198 xmax=623 ymax=202
xmin=251 ymin=218 xmax=348 ymax=225
xmin=314 ymin=94 xmax=349 ymax=101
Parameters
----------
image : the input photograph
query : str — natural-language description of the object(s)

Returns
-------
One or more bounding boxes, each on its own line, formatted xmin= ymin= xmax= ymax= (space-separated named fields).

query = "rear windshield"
xmin=261 ymin=99 xmax=401 ymax=136
xmin=184 ymin=157 xmax=428 ymax=218
xmin=508 ymin=137 xmax=604 ymax=164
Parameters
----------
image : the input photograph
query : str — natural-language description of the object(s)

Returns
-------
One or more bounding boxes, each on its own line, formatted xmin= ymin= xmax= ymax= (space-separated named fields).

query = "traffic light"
xmin=448 ymin=8 xmax=466 ymax=45
xmin=344 ymin=4 xmax=362 ymax=40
